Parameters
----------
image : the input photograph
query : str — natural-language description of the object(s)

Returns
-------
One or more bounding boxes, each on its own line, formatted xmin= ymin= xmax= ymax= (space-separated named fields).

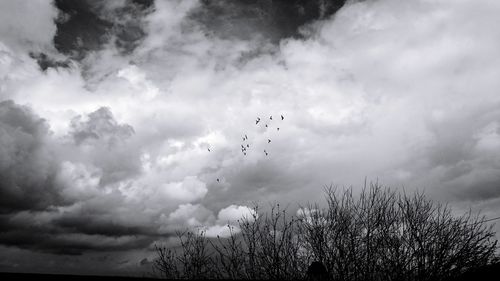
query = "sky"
xmin=1 ymin=0 xmax=500 ymax=276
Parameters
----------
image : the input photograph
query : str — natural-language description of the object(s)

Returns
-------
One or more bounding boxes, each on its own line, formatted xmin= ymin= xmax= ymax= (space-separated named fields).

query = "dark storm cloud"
xmin=0 ymin=102 xmax=152 ymax=255
xmin=54 ymin=0 xmax=111 ymax=59
xmin=52 ymin=0 xmax=348 ymax=61
xmin=0 ymin=101 xmax=66 ymax=213
xmin=53 ymin=215 xmax=148 ymax=237
xmin=54 ymin=0 xmax=154 ymax=59
xmin=0 ymin=229 xmax=152 ymax=255
xmin=0 ymin=207 xmax=156 ymax=255
xmin=191 ymin=0 xmax=348 ymax=42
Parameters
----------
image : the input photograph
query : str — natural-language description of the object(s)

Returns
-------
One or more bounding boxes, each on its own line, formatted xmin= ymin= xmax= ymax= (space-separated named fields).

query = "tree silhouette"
xmin=153 ymin=183 xmax=498 ymax=280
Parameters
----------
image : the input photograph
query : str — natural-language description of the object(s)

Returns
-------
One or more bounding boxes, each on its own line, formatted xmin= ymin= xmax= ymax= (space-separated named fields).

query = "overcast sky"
xmin=1 ymin=0 xmax=500 ymax=276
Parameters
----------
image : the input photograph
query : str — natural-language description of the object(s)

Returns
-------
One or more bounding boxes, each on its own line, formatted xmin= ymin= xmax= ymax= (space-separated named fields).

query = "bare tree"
xmin=153 ymin=183 xmax=498 ymax=281
xmin=299 ymin=184 xmax=498 ymax=281
xmin=397 ymin=192 xmax=498 ymax=281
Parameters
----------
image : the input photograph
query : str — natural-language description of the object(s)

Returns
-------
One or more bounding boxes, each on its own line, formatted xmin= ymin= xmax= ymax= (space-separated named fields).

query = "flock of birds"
xmin=211 ymin=114 xmax=285 ymax=183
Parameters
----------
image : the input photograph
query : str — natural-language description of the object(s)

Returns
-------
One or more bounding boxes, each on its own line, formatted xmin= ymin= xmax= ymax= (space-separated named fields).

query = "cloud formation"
xmin=0 ymin=100 xmax=63 ymax=213
xmin=2 ymin=0 xmax=500 ymax=275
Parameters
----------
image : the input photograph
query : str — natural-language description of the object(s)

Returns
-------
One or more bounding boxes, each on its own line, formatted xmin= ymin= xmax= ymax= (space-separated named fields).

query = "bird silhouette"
xmin=217 ymin=178 xmax=220 ymax=182
xmin=270 ymin=116 xmax=273 ymax=120
xmin=268 ymin=139 xmax=271 ymax=143
xmin=256 ymin=117 xmax=261 ymax=124
xmin=265 ymin=124 xmax=268 ymax=128
xmin=245 ymin=134 xmax=248 ymax=140
xmin=264 ymin=150 xmax=268 ymax=156
xmin=243 ymin=137 xmax=245 ymax=141
xmin=281 ymin=114 xmax=284 ymax=120
xmin=244 ymin=152 xmax=247 ymax=156
xmin=277 ymin=127 xmax=280 ymax=131
xmin=247 ymin=144 xmax=249 ymax=148
xmin=207 ymin=148 xmax=211 ymax=152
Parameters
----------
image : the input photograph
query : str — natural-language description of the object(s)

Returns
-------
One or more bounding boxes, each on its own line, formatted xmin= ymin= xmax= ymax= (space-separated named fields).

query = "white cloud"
xmin=204 ymin=224 xmax=238 ymax=238
xmin=216 ymin=205 xmax=257 ymax=224
xmin=116 ymin=65 xmax=159 ymax=101
xmin=202 ymin=205 xmax=257 ymax=238
xmin=156 ymin=203 xmax=255 ymax=238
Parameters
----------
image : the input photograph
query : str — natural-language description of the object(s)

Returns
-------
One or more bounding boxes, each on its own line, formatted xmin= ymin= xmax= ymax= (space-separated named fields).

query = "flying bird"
xmin=270 ymin=116 xmax=273 ymax=120
xmin=207 ymin=148 xmax=211 ymax=152
xmin=265 ymin=124 xmax=268 ymax=128
xmin=281 ymin=115 xmax=284 ymax=120
xmin=217 ymin=178 xmax=220 ymax=182
xmin=268 ymin=139 xmax=271 ymax=143
xmin=247 ymin=144 xmax=249 ymax=148
xmin=277 ymin=127 xmax=280 ymax=131
xmin=264 ymin=150 xmax=268 ymax=156
xmin=244 ymin=152 xmax=247 ymax=156
xmin=256 ymin=117 xmax=261 ymax=124
xmin=245 ymin=134 xmax=248 ymax=140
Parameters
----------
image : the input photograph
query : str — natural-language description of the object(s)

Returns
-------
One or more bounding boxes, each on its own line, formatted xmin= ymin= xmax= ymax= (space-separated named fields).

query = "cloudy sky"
xmin=1 ymin=0 xmax=500 ymax=276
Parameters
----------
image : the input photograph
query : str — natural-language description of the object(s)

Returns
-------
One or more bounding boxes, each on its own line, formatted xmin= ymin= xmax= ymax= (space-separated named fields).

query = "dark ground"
xmin=1 ymin=262 xmax=500 ymax=281
xmin=0 ymin=272 xmax=158 ymax=281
